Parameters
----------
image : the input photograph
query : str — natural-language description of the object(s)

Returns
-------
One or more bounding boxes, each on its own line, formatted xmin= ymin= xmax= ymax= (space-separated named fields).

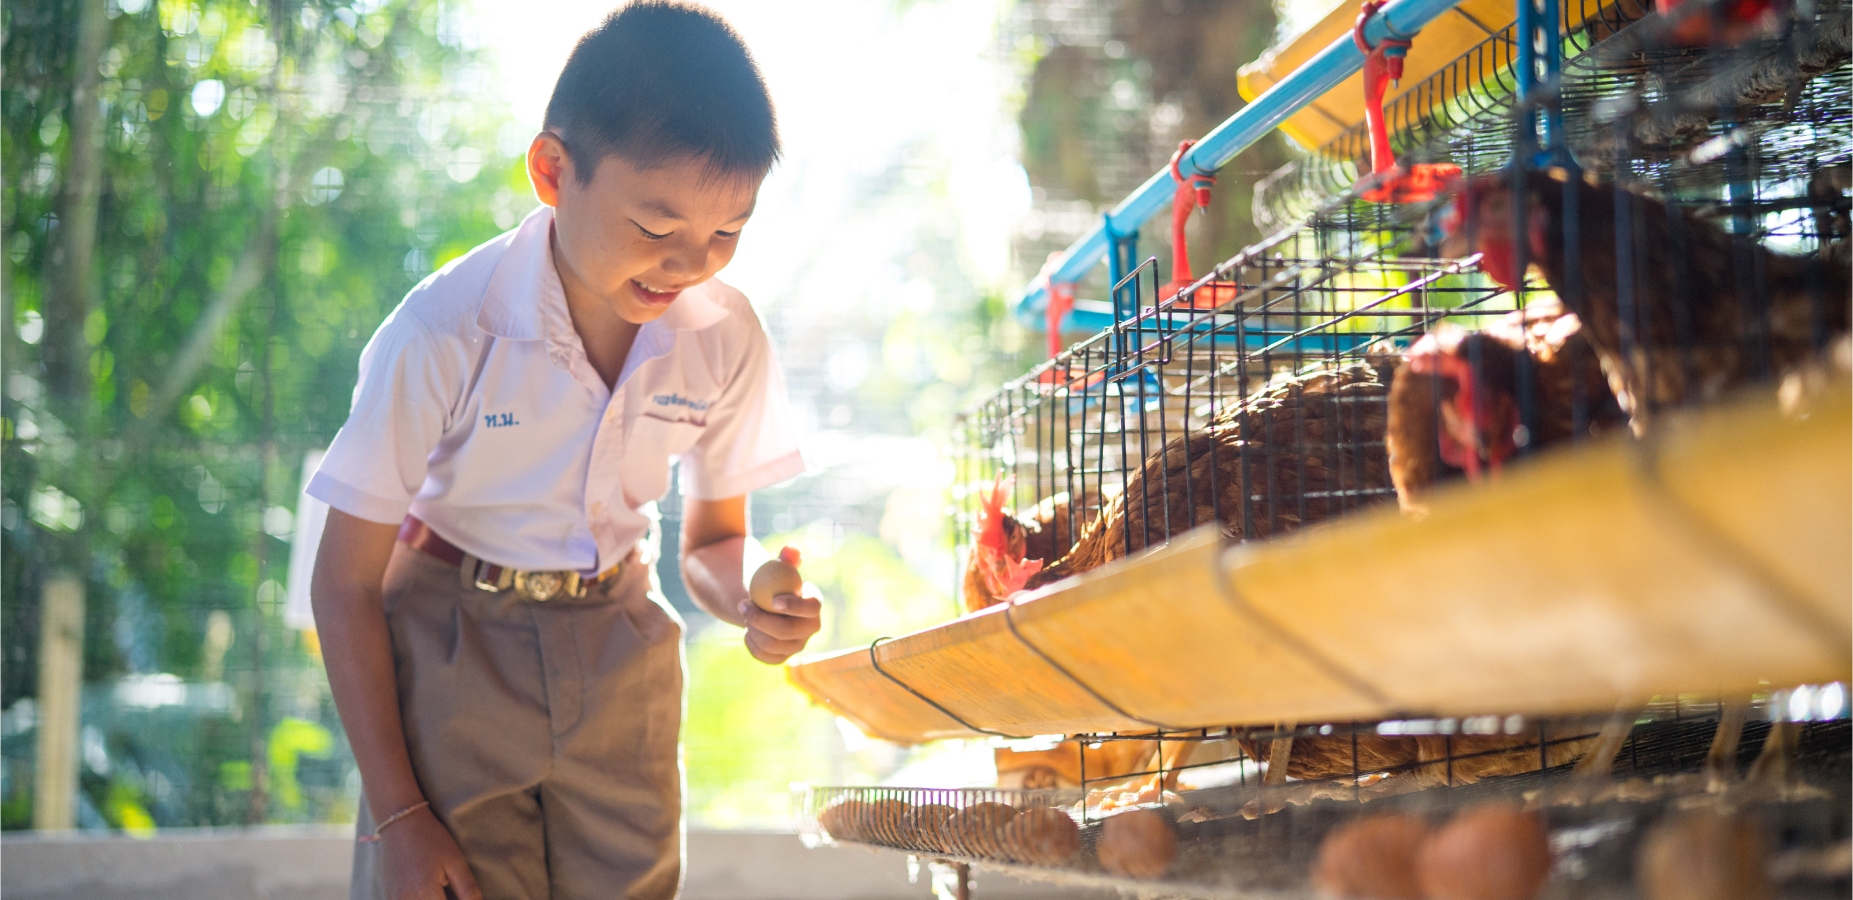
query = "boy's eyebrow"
xmin=638 ymin=198 xmax=685 ymax=220
xmin=635 ymin=199 xmax=755 ymax=222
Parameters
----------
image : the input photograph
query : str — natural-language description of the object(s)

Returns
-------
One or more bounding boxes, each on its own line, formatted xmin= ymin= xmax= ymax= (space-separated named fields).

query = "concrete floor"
xmin=0 ymin=827 xmax=1119 ymax=900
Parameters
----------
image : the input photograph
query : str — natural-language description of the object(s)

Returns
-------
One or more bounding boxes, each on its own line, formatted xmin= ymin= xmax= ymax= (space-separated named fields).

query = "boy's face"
xmin=529 ymin=134 xmax=761 ymax=324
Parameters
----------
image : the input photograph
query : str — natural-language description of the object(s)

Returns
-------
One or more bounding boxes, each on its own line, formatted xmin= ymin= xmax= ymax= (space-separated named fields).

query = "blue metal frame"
xmin=1514 ymin=0 xmax=1565 ymax=164
xmin=1014 ymin=0 xmax=1471 ymax=328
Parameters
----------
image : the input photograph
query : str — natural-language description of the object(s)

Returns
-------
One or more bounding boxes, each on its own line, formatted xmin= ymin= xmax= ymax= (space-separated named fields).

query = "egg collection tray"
xmin=798 ymin=713 xmax=1851 ymax=898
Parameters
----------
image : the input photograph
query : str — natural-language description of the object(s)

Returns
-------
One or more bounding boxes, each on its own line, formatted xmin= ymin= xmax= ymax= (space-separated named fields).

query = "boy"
xmin=308 ymin=5 xmax=820 ymax=898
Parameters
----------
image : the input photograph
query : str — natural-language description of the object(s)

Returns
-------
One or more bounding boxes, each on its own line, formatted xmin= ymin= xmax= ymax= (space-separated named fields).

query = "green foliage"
xmin=1 ymin=0 xmax=520 ymax=828
xmin=786 ymin=532 xmax=952 ymax=649
xmin=682 ymin=627 xmax=838 ymax=827
xmin=680 ymin=532 xmax=957 ymax=826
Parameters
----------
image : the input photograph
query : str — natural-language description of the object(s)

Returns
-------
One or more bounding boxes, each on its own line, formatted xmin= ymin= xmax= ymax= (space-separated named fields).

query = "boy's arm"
xmin=312 ymin=509 xmax=481 ymax=900
xmin=680 ymin=495 xmax=821 ymax=664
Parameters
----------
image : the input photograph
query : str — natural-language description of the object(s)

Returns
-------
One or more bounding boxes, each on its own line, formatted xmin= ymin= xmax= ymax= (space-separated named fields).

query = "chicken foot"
xmin=1704 ymin=696 xmax=1752 ymax=792
xmin=1534 ymin=706 xmax=1645 ymax=807
xmin=1671 ymin=696 xmax=1824 ymax=801
xmin=1736 ymin=719 xmax=1829 ymax=801
xmin=1238 ymin=724 xmax=1299 ymax=818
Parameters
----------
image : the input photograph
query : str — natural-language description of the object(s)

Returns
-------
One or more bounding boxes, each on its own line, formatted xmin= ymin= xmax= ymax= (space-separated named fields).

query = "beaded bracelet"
xmin=358 ymin=800 xmax=430 ymax=843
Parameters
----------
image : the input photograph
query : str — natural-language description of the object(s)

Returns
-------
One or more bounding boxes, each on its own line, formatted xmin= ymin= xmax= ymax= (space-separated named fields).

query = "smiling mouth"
xmin=630 ymin=280 xmax=683 ymax=306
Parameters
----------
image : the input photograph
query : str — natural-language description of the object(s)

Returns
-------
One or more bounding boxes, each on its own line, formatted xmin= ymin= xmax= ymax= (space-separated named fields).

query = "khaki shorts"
xmin=351 ymin=544 xmax=686 ymax=900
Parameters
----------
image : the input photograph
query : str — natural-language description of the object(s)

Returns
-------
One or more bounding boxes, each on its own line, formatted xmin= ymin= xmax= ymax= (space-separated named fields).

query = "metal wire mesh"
xmin=798 ymin=697 xmax=1851 ymax=894
xmin=1256 ymin=0 xmax=1851 ymax=228
xmin=954 ymin=189 xmax=1520 ymax=612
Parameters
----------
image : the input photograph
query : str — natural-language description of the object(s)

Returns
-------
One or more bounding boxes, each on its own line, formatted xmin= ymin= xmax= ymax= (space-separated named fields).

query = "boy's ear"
xmin=527 ymin=132 xmax=573 ymax=208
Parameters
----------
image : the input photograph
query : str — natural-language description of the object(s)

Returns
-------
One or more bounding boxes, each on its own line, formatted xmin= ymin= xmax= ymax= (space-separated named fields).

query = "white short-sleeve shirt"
xmin=307 ymin=206 xmax=805 ymax=573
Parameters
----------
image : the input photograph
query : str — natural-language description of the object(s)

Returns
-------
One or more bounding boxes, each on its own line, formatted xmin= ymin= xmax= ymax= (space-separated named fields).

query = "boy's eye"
xmin=716 ymin=229 xmax=740 ymax=239
xmin=634 ymin=222 xmax=670 ymax=241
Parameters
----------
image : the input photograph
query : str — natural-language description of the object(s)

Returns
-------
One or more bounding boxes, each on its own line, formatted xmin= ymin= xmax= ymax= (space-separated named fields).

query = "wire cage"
xmin=953 ymin=199 xmax=1478 ymax=617
xmin=956 ymin=0 xmax=1850 ymax=617
xmin=798 ymin=691 xmax=1852 ymax=896
xmin=921 ymin=0 xmax=1852 ymax=891
xmin=1257 ymin=0 xmax=1852 ymax=228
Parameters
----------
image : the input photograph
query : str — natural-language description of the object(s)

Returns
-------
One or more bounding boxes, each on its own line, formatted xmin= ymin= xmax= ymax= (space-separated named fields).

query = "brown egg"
xmin=748 ymin=550 xmax=803 ymax=611
xmin=1311 ymin=813 xmax=1430 ymax=900
xmin=908 ymin=803 xmax=959 ymax=853
xmin=1002 ymin=807 xmax=1081 ymax=866
xmin=1097 ymin=807 xmax=1178 ymax=880
xmin=862 ymin=798 xmax=914 ymax=848
xmin=1416 ymin=805 xmax=1552 ymax=900
xmin=818 ymin=799 xmax=869 ymax=842
xmin=1636 ymin=810 xmax=1771 ymax=900
xmin=945 ymin=802 xmax=1021 ymax=859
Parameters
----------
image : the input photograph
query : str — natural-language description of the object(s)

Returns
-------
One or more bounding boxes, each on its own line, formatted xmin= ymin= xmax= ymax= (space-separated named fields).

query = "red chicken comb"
xmin=976 ymin=473 xmax=1014 ymax=553
xmin=777 ymin=546 xmax=801 ymax=567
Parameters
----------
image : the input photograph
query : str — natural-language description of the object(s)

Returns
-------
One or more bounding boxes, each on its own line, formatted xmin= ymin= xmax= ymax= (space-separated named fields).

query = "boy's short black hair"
xmin=544 ymin=2 xmax=779 ymax=183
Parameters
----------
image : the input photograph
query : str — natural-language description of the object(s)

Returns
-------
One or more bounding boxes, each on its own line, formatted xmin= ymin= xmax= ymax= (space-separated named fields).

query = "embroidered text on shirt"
xmin=652 ymin=393 xmax=711 ymax=412
xmin=484 ymin=412 xmax=520 ymax=427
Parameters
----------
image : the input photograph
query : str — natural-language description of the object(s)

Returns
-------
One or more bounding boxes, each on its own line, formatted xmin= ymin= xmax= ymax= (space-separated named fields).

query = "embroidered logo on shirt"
xmin=647 ymin=394 xmax=712 ymax=427
xmin=652 ymin=393 xmax=711 ymax=412
xmin=483 ymin=412 xmax=519 ymax=428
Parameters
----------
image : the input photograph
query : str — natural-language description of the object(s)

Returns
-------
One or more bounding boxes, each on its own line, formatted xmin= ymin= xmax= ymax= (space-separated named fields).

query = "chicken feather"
xmin=1440 ymin=168 xmax=1851 ymax=433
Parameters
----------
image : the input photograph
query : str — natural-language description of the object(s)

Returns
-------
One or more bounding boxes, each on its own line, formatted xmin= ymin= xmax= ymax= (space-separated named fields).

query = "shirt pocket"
xmin=623 ymin=416 xmax=706 ymax=506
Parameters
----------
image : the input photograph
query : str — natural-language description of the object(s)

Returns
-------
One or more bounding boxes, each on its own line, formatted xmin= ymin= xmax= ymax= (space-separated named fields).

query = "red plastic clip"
xmin=1044 ymin=280 xmax=1075 ymax=360
xmin=1160 ymin=141 xmax=1240 ymax=309
xmin=1352 ymin=1 xmax=1460 ymax=204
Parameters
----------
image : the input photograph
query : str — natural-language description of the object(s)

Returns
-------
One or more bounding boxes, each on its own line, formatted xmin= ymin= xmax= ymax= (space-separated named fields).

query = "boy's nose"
xmin=659 ymin=239 xmax=708 ymax=280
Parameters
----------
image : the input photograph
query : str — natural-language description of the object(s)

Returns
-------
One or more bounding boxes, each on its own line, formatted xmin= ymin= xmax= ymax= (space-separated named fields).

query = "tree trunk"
xmin=32 ymin=575 xmax=84 ymax=830
xmin=43 ymin=0 xmax=108 ymax=413
xmin=34 ymin=0 xmax=109 ymax=833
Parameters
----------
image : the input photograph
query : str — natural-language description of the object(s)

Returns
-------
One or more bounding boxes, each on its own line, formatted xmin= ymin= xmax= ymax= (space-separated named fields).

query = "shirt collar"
xmin=477 ymin=206 xmax=559 ymax=341
xmin=478 ymin=205 xmax=732 ymax=340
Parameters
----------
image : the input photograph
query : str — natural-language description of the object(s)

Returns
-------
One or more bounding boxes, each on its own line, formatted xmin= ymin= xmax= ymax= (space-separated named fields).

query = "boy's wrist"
xmin=680 ymin=536 xmax=750 ymax=624
xmin=369 ymin=787 xmax=429 ymax=823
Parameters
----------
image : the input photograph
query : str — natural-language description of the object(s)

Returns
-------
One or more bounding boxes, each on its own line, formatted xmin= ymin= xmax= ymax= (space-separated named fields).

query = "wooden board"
xmin=787 ymin=387 xmax=1852 ymax=743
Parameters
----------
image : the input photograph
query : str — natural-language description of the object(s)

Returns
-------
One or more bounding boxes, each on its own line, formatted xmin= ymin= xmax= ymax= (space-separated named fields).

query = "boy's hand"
xmin=738 ymin=591 xmax=822 ymax=665
xmin=382 ymin=806 xmax=483 ymax=900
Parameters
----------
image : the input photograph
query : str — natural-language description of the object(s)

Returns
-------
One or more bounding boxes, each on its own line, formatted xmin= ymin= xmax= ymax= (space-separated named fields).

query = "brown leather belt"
xmin=398 ymin=516 xmax=626 ymax=601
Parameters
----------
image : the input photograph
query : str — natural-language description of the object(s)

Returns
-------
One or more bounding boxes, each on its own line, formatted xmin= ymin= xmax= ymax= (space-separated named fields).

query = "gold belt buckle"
xmin=513 ymin=570 xmax=583 ymax=602
xmin=460 ymin=554 xmax=512 ymax=593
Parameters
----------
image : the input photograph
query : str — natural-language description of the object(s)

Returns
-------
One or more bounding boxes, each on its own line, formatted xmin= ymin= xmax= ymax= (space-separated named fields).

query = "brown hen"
xmin=1028 ymin=359 xmax=1397 ymax=589
xmin=1440 ymin=168 xmax=1851 ymax=433
xmin=1388 ymin=297 xmax=1629 ymax=512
